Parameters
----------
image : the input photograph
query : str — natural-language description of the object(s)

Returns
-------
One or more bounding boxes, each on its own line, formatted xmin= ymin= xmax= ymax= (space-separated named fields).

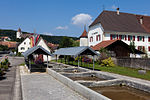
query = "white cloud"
xmin=56 ymin=26 xmax=68 ymax=30
xmin=144 ymin=14 xmax=148 ymax=16
xmin=112 ymin=5 xmax=117 ymax=10
xmin=40 ymin=32 xmax=53 ymax=36
xmin=72 ymin=13 xmax=92 ymax=26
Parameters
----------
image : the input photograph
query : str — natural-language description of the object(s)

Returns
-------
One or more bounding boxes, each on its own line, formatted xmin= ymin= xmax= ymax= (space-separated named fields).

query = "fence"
xmin=112 ymin=57 xmax=150 ymax=70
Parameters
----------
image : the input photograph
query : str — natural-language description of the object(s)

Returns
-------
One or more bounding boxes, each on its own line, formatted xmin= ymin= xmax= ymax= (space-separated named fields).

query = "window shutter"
xmin=99 ymin=35 xmax=101 ymax=41
xmin=110 ymin=34 xmax=112 ymax=40
xmin=138 ymin=46 xmax=140 ymax=50
xmin=143 ymin=36 xmax=145 ymax=42
xmin=143 ymin=46 xmax=145 ymax=51
xmin=125 ymin=35 xmax=127 ymax=40
xmin=128 ymin=35 xmax=130 ymax=41
xmin=96 ymin=35 xmax=98 ymax=41
xmin=133 ymin=36 xmax=135 ymax=41
xmin=149 ymin=46 xmax=150 ymax=51
xmin=119 ymin=35 xmax=122 ymax=40
xmin=117 ymin=35 xmax=118 ymax=39
xmin=149 ymin=37 xmax=150 ymax=42
xmin=137 ymin=36 xmax=139 ymax=41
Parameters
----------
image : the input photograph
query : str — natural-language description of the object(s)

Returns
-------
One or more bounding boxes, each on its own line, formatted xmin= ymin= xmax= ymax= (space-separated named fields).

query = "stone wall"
xmin=113 ymin=58 xmax=150 ymax=70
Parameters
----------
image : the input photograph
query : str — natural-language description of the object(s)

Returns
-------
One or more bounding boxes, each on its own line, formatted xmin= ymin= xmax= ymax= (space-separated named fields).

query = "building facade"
xmin=16 ymin=28 xmax=22 ymax=39
xmin=87 ymin=9 xmax=150 ymax=57
xmin=18 ymin=37 xmax=31 ymax=53
xmin=80 ymin=28 xmax=88 ymax=46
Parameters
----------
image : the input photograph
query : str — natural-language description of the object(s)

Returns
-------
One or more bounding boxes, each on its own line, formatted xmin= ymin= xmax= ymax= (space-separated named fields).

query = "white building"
xmin=18 ymin=36 xmax=52 ymax=61
xmin=85 ymin=8 xmax=150 ymax=57
xmin=16 ymin=28 xmax=22 ymax=39
xmin=18 ymin=37 xmax=31 ymax=53
xmin=80 ymin=28 xmax=88 ymax=46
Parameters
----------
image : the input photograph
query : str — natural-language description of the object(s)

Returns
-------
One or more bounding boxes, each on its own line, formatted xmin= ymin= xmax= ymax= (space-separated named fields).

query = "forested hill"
xmin=0 ymin=29 xmax=78 ymax=44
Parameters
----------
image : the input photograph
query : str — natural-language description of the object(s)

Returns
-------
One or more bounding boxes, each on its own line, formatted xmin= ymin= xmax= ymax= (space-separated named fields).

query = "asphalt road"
xmin=0 ymin=56 xmax=24 ymax=100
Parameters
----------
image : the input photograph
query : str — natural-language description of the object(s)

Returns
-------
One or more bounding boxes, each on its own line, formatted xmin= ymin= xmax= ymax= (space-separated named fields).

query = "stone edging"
xmin=46 ymin=68 xmax=111 ymax=100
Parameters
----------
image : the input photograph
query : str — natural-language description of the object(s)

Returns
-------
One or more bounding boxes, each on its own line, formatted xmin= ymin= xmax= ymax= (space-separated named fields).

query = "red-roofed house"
xmin=79 ymin=8 xmax=150 ymax=57
xmin=0 ymin=41 xmax=18 ymax=49
xmin=91 ymin=40 xmax=144 ymax=57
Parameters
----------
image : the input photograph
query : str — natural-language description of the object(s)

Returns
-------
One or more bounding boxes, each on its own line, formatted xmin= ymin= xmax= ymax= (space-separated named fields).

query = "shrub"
xmin=101 ymin=57 xmax=115 ymax=67
xmin=82 ymin=56 xmax=92 ymax=63
xmin=75 ymin=56 xmax=81 ymax=62
xmin=98 ymin=48 xmax=110 ymax=64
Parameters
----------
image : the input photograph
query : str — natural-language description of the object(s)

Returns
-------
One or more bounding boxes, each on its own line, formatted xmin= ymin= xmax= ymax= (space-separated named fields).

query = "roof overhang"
xmin=53 ymin=46 xmax=99 ymax=57
xmin=23 ymin=46 xmax=51 ymax=58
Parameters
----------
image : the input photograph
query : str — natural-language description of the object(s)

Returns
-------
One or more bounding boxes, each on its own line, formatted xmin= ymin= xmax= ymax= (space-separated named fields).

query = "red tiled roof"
xmin=89 ymin=10 xmax=150 ymax=33
xmin=0 ymin=41 xmax=18 ymax=48
xmin=92 ymin=40 xmax=118 ymax=51
xmin=80 ymin=29 xmax=88 ymax=38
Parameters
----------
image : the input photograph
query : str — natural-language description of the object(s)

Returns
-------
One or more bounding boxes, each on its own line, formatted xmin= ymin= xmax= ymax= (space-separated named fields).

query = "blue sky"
xmin=0 ymin=0 xmax=150 ymax=37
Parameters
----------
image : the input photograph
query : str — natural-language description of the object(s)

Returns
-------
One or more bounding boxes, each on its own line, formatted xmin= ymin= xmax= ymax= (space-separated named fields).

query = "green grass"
xmin=52 ymin=59 xmax=150 ymax=81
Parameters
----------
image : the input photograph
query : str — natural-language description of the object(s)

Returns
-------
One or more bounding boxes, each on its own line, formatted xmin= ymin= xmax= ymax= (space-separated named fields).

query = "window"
xmin=21 ymin=47 xmax=25 ymax=50
xmin=138 ymin=46 xmax=145 ymax=52
xmin=119 ymin=35 xmax=127 ymax=40
xmin=137 ymin=36 xmax=144 ymax=42
xmin=128 ymin=35 xmax=135 ymax=41
xmin=96 ymin=35 xmax=101 ymax=41
xmin=110 ymin=34 xmax=118 ymax=40
xmin=90 ymin=36 xmax=93 ymax=42
xmin=24 ymin=42 xmax=26 ymax=45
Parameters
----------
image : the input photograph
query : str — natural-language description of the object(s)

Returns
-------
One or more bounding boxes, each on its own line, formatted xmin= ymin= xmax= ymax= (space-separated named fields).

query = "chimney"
xmin=140 ymin=16 xmax=143 ymax=24
xmin=116 ymin=8 xmax=120 ymax=15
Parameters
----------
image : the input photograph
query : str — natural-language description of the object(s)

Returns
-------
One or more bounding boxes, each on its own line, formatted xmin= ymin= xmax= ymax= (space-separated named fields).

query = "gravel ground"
xmin=21 ymin=73 xmax=87 ymax=100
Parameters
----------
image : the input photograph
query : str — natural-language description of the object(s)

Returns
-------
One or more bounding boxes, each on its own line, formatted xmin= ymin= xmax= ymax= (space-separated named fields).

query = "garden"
xmin=53 ymin=55 xmax=150 ymax=81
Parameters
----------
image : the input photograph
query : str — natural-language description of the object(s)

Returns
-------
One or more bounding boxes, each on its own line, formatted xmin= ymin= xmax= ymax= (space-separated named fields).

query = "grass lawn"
xmin=52 ymin=59 xmax=150 ymax=81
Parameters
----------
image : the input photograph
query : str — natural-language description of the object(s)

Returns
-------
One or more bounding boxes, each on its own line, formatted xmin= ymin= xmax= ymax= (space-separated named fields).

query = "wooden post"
xmin=65 ymin=56 xmax=66 ymax=64
xmin=78 ymin=56 xmax=79 ymax=68
xmin=81 ymin=56 xmax=82 ymax=67
xmin=56 ymin=55 xmax=57 ymax=62
xmin=29 ymin=60 xmax=31 ymax=73
xmin=47 ymin=55 xmax=48 ymax=68
xmin=93 ymin=56 xmax=95 ymax=70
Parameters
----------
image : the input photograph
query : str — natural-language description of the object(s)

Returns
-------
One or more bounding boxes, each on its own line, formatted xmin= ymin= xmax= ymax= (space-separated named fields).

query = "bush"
xmin=101 ymin=57 xmax=115 ymax=67
xmin=82 ymin=56 xmax=92 ymax=63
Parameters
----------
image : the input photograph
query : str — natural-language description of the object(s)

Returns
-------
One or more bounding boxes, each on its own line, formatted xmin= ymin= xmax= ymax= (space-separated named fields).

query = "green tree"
xmin=73 ymin=40 xmax=79 ymax=47
xmin=59 ymin=37 xmax=74 ymax=48
xmin=129 ymin=41 xmax=136 ymax=54
xmin=0 ymin=45 xmax=8 ymax=51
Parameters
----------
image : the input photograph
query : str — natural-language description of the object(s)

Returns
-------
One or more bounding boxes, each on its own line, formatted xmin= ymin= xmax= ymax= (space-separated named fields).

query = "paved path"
xmin=21 ymin=73 xmax=86 ymax=100
xmin=0 ymin=56 xmax=24 ymax=100
xmin=0 ymin=66 xmax=16 ymax=100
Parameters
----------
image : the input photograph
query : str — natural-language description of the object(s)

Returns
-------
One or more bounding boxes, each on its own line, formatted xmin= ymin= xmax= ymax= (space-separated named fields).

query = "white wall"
xmin=16 ymin=31 xmax=22 ymax=39
xmin=80 ymin=38 xmax=88 ymax=46
xmin=88 ymin=23 xmax=104 ymax=47
xmin=36 ymin=38 xmax=52 ymax=61
xmin=18 ymin=38 xmax=31 ymax=53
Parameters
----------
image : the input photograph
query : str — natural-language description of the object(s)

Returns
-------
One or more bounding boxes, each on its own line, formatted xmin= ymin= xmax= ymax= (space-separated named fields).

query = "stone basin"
xmin=89 ymin=86 xmax=150 ymax=100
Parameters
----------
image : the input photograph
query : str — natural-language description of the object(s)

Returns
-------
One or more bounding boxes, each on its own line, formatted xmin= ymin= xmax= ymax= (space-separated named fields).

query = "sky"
xmin=0 ymin=0 xmax=150 ymax=37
